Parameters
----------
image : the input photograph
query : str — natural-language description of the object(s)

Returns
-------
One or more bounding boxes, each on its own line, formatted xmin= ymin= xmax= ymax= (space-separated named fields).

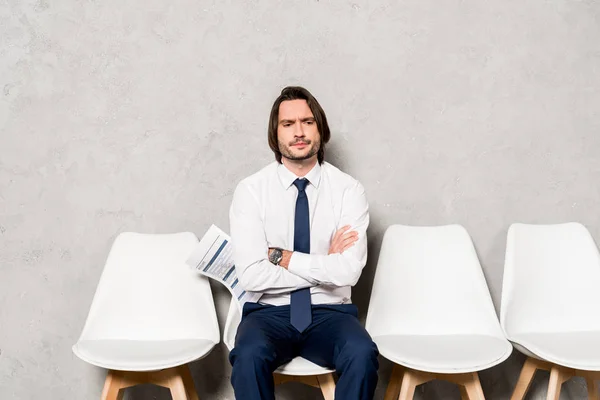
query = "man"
xmin=229 ymin=86 xmax=379 ymax=400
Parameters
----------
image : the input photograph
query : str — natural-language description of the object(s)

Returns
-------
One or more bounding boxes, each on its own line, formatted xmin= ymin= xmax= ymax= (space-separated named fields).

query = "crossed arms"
xmin=229 ymin=181 xmax=369 ymax=294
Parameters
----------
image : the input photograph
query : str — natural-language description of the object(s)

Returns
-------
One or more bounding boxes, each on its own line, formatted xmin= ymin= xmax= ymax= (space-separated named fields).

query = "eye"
xmin=283 ymin=123 xmax=291 ymax=127
xmin=305 ymin=121 xmax=314 ymax=125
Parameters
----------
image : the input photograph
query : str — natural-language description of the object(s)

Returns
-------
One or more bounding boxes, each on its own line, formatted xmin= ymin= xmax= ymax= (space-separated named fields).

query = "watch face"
xmin=270 ymin=248 xmax=282 ymax=264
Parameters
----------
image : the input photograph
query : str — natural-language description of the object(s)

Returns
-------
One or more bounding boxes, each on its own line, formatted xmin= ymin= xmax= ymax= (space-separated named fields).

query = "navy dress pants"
xmin=229 ymin=303 xmax=379 ymax=400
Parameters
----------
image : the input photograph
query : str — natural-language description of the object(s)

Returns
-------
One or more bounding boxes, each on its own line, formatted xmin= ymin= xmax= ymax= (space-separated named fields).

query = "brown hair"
xmin=268 ymin=86 xmax=331 ymax=164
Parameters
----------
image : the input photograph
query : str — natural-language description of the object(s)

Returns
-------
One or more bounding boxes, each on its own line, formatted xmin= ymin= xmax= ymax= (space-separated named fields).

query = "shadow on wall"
xmin=326 ymin=135 xmax=384 ymax=320
xmin=486 ymin=227 xmax=511 ymax=314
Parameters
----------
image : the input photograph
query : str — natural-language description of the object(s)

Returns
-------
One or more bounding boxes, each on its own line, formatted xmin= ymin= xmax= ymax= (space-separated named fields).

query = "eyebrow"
xmin=279 ymin=117 xmax=316 ymax=125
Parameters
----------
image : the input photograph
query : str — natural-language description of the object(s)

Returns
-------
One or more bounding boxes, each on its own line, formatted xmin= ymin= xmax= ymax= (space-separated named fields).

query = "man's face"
xmin=277 ymin=99 xmax=321 ymax=162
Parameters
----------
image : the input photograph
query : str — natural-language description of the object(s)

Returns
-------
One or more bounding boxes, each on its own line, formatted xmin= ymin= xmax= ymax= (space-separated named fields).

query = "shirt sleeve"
xmin=287 ymin=180 xmax=369 ymax=287
xmin=229 ymin=181 xmax=314 ymax=294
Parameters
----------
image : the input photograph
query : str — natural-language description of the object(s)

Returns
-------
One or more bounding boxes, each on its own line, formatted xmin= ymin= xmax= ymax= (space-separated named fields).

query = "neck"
xmin=281 ymin=156 xmax=318 ymax=177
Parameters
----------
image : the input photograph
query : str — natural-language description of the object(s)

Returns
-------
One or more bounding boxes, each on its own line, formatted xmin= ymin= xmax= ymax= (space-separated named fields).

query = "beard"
xmin=279 ymin=137 xmax=321 ymax=161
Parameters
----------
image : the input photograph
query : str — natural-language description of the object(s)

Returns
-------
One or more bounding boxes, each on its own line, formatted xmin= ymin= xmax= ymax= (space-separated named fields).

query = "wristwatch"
xmin=269 ymin=248 xmax=284 ymax=265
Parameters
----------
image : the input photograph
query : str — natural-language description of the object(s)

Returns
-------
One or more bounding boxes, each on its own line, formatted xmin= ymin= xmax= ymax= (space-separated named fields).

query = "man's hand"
xmin=328 ymin=225 xmax=359 ymax=255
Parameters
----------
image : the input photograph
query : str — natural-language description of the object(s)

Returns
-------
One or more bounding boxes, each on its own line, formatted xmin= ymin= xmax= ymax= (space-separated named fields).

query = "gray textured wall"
xmin=1 ymin=0 xmax=599 ymax=398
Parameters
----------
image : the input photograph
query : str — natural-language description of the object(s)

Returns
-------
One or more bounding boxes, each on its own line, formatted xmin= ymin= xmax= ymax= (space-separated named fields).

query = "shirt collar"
xmin=277 ymin=162 xmax=322 ymax=189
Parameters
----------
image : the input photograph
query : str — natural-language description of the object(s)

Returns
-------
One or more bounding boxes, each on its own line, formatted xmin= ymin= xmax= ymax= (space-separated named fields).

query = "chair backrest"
xmin=501 ymin=222 xmax=600 ymax=336
xmin=76 ymin=232 xmax=219 ymax=343
xmin=223 ymin=297 xmax=241 ymax=351
xmin=366 ymin=224 xmax=504 ymax=339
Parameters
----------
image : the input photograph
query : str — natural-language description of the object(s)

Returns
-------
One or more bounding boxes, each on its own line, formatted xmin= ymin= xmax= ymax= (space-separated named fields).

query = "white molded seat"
xmin=501 ymin=222 xmax=600 ymax=371
xmin=74 ymin=339 xmax=217 ymax=372
xmin=366 ymin=224 xmax=512 ymax=374
xmin=73 ymin=232 xmax=220 ymax=372
xmin=223 ymin=298 xmax=334 ymax=376
xmin=275 ymin=356 xmax=331 ymax=376
xmin=374 ymin=334 xmax=510 ymax=373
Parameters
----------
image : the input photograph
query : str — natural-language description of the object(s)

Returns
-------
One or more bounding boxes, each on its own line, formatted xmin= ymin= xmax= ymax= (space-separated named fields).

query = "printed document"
xmin=186 ymin=224 xmax=262 ymax=310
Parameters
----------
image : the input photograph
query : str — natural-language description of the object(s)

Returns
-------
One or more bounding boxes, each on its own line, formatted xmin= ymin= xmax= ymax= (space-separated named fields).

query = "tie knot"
xmin=293 ymin=178 xmax=309 ymax=192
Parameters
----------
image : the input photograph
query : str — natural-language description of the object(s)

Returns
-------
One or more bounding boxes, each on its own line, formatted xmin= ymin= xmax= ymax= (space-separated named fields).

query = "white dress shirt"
xmin=229 ymin=161 xmax=369 ymax=306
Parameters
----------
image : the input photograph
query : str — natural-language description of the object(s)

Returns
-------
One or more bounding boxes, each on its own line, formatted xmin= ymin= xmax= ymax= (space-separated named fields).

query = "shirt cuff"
xmin=288 ymin=251 xmax=314 ymax=282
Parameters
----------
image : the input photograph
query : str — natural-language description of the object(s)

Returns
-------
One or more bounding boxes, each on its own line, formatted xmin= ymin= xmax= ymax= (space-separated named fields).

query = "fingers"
xmin=342 ymin=242 xmax=357 ymax=252
xmin=340 ymin=232 xmax=358 ymax=250
xmin=330 ymin=226 xmax=351 ymax=251
xmin=329 ymin=228 xmax=359 ymax=254
xmin=341 ymin=232 xmax=358 ymax=245
xmin=332 ymin=225 xmax=351 ymax=242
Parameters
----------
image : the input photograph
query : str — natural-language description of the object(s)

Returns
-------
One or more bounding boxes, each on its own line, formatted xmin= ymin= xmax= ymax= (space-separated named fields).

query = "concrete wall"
xmin=1 ymin=0 xmax=599 ymax=398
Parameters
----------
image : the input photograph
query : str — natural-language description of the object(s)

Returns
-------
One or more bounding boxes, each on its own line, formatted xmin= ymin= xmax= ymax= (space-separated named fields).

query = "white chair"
xmin=501 ymin=222 xmax=600 ymax=400
xmin=73 ymin=232 xmax=220 ymax=400
xmin=366 ymin=224 xmax=512 ymax=400
xmin=223 ymin=297 xmax=336 ymax=399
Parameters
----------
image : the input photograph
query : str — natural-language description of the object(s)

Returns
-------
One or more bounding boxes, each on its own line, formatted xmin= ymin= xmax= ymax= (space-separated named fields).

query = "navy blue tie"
xmin=290 ymin=178 xmax=311 ymax=332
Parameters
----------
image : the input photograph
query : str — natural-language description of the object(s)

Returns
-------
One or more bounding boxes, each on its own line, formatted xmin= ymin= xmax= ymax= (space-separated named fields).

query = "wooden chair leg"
xmin=273 ymin=373 xmax=336 ymax=399
xmin=511 ymin=357 xmax=541 ymax=400
xmin=384 ymin=364 xmax=404 ymax=400
xmin=586 ymin=378 xmax=599 ymax=400
xmin=274 ymin=374 xmax=316 ymax=386
xmin=546 ymin=367 xmax=562 ymax=400
xmin=383 ymin=367 xmax=487 ymax=400
xmin=168 ymin=373 xmax=189 ymax=400
xmin=460 ymin=385 xmax=469 ymax=400
xmin=178 ymin=365 xmax=200 ymax=400
xmin=546 ymin=366 xmax=572 ymax=400
xmin=398 ymin=369 xmax=429 ymax=400
xmin=101 ymin=370 xmax=124 ymax=400
xmin=317 ymin=373 xmax=336 ymax=400
xmin=462 ymin=372 xmax=485 ymax=400
xmin=100 ymin=367 xmax=201 ymax=400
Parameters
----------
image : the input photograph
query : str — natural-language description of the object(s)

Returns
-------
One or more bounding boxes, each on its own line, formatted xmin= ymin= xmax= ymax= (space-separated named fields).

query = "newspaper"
xmin=186 ymin=224 xmax=262 ymax=310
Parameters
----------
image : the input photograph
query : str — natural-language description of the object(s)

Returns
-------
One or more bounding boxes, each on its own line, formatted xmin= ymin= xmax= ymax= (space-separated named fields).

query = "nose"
xmin=294 ymin=121 xmax=305 ymax=137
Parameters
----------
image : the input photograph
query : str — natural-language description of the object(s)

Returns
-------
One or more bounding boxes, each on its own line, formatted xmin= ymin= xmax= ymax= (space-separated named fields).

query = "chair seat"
xmin=72 ymin=339 xmax=218 ymax=371
xmin=373 ymin=334 xmax=512 ymax=374
xmin=275 ymin=357 xmax=334 ymax=376
xmin=511 ymin=331 xmax=600 ymax=371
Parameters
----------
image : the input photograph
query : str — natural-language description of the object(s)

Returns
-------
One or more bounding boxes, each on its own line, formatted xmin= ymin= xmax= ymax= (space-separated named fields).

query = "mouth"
xmin=291 ymin=142 xmax=309 ymax=148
